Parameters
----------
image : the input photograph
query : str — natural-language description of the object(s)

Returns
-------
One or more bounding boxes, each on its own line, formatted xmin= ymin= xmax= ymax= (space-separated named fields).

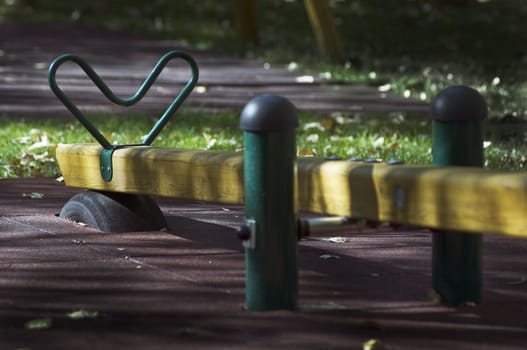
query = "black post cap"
xmin=240 ymin=95 xmax=299 ymax=131
xmin=431 ymin=85 xmax=487 ymax=122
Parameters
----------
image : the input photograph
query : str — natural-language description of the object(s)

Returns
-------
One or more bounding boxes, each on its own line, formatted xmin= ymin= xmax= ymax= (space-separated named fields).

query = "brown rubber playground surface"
xmin=1 ymin=22 xmax=527 ymax=349
xmin=1 ymin=178 xmax=527 ymax=350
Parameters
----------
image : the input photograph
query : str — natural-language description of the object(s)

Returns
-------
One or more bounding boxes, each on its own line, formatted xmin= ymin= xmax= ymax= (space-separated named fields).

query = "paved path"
xmin=0 ymin=22 xmax=428 ymax=119
xmin=1 ymin=178 xmax=527 ymax=349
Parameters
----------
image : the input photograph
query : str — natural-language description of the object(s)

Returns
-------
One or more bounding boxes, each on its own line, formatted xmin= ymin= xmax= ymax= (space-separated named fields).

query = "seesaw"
xmin=50 ymin=51 xmax=527 ymax=310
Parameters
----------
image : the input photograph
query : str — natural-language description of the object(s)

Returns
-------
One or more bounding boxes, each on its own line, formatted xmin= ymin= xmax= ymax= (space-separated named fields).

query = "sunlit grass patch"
xmin=297 ymin=113 xmax=432 ymax=164
xmin=0 ymin=112 xmax=244 ymax=178
xmin=2 ymin=111 xmax=527 ymax=178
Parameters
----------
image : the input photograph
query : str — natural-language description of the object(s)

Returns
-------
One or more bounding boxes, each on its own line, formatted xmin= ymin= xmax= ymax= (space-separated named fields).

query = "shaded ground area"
xmin=0 ymin=22 xmax=428 ymax=119
xmin=1 ymin=178 xmax=526 ymax=349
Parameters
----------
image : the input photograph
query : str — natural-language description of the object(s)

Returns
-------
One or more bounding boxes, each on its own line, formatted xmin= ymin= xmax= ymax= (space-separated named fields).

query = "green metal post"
xmin=239 ymin=95 xmax=299 ymax=311
xmin=431 ymin=85 xmax=487 ymax=304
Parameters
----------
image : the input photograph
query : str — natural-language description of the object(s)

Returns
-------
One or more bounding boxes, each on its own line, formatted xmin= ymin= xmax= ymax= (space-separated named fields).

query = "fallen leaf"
xmin=27 ymin=135 xmax=51 ymax=150
xmin=326 ymin=236 xmax=348 ymax=243
xmin=15 ymin=135 xmax=32 ymax=144
xmin=25 ymin=318 xmax=52 ymax=330
xmin=296 ymin=75 xmax=315 ymax=83
xmin=321 ymin=116 xmax=336 ymax=129
xmin=372 ymin=136 xmax=385 ymax=148
xmin=298 ymin=147 xmax=316 ymax=157
xmin=303 ymin=302 xmax=347 ymax=311
xmin=378 ymin=83 xmax=391 ymax=92
xmin=306 ymin=134 xmax=319 ymax=143
xmin=67 ymin=309 xmax=99 ymax=320
xmin=33 ymin=62 xmax=47 ymax=70
xmin=363 ymin=339 xmax=388 ymax=350
xmin=320 ymin=254 xmax=340 ymax=260
xmin=195 ymin=85 xmax=208 ymax=94
xmin=205 ymin=138 xmax=217 ymax=149
xmin=22 ymin=192 xmax=44 ymax=199
xmin=303 ymin=122 xmax=325 ymax=131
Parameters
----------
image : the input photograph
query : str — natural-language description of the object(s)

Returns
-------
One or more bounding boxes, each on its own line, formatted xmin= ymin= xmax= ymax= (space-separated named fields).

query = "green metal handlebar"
xmin=48 ymin=50 xmax=199 ymax=149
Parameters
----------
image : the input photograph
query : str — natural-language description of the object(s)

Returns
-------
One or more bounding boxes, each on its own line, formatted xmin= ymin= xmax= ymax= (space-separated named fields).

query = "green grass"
xmin=2 ymin=1 xmax=527 ymax=177
xmin=1 ymin=111 xmax=525 ymax=178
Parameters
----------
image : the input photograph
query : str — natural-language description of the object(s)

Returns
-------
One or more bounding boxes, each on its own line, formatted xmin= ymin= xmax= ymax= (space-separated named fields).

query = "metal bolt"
xmin=237 ymin=225 xmax=251 ymax=241
xmin=387 ymin=159 xmax=405 ymax=165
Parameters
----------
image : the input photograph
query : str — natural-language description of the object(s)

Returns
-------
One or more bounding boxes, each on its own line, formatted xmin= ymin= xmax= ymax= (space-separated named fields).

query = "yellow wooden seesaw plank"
xmin=57 ymin=144 xmax=527 ymax=238
xmin=56 ymin=144 xmax=245 ymax=205
xmin=296 ymin=158 xmax=527 ymax=238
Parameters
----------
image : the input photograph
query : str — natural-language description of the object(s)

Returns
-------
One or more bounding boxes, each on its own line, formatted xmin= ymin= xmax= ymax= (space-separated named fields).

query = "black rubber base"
xmin=60 ymin=190 xmax=167 ymax=233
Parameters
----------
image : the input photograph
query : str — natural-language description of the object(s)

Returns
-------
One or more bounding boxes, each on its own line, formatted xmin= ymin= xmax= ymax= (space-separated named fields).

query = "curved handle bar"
xmin=48 ymin=50 xmax=199 ymax=149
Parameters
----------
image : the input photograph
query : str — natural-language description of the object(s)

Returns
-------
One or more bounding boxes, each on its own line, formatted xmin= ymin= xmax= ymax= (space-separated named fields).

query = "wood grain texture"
xmin=297 ymin=159 xmax=527 ymax=238
xmin=57 ymin=144 xmax=244 ymax=204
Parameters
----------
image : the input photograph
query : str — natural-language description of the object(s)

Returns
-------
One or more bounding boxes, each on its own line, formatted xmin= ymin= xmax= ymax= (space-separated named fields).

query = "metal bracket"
xmin=243 ymin=219 xmax=257 ymax=249
xmin=100 ymin=147 xmax=116 ymax=182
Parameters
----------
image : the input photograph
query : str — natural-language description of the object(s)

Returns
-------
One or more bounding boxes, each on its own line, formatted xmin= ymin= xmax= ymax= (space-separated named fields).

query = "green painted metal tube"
xmin=48 ymin=50 xmax=199 ymax=181
xmin=48 ymin=50 xmax=198 ymax=149
xmin=239 ymin=95 xmax=299 ymax=311
xmin=431 ymin=85 xmax=487 ymax=304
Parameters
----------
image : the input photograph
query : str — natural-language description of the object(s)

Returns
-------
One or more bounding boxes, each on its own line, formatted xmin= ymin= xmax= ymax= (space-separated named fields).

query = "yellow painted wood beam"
xmin=56 ymin=144 xmax=244 ymax=205
xmin=57 ymin=144 xmax=527 ymax=238
xmin=296 ymin=158 xmax=527 ymax=238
